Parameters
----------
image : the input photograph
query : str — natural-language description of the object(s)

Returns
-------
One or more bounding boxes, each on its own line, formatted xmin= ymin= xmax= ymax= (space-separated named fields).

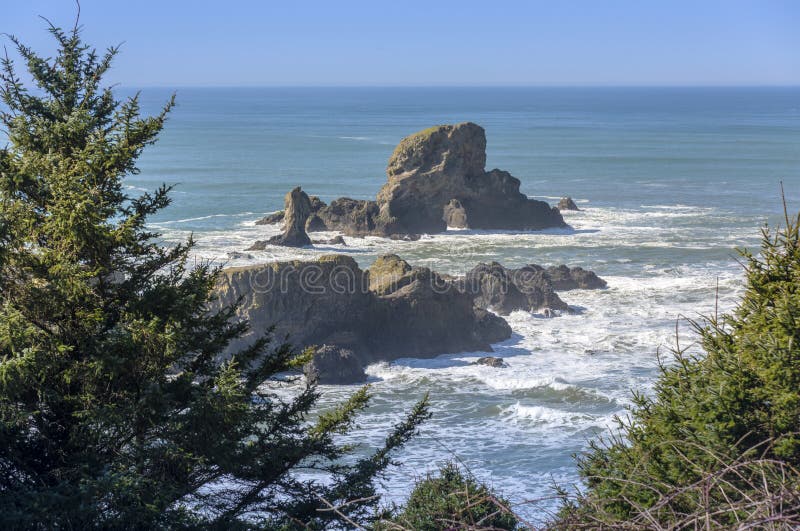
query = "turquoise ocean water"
xmin=125 ymin=87 xmax=800 ymax=520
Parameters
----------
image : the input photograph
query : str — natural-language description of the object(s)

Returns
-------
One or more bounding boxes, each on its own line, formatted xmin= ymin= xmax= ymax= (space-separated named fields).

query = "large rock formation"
xmin=215 ymin=255 xmax=511 ymax=381
xmin=249 ymin=187 xmax=313 ymax=249
xmin=214 ymin=255 xmax=605 ymax=383
xmin=459 ymin=262 xmax=570 ymax=315
xmin=257 ymin=123 xmax=566 ymax=237
xmin=458 ymin=262 xmax=607 ymax=315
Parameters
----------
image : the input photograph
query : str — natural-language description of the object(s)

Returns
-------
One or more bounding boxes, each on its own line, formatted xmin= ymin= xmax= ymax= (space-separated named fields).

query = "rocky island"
xmin=254 ymin=122 xmax=568 ymax=244
xmin=215 ymin=254 xmax=605 ymax=383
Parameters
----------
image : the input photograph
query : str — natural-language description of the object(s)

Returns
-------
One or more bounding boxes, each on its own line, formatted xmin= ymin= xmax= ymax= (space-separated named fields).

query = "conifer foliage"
xmin=556 ymin=201 xmax=800 ymax=528
xmin=0 ymin=19 xmax=428 ymax=529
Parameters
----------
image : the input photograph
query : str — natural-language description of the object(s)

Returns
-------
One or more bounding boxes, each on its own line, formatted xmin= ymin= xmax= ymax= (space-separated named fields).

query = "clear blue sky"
xmin=4 ymin=0 xmax=799 ymax=86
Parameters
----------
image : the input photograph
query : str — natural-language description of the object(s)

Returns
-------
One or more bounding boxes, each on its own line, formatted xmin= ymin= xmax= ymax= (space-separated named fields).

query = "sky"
xmin=3 ymin=0 xmax=799 ymax=87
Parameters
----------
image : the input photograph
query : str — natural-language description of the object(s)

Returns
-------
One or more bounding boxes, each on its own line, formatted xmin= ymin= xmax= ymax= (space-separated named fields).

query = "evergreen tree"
xmin=556 ymin=201 xmax=800 ymax=528
xmin=0 ymin=19 xmax=428 ymax=529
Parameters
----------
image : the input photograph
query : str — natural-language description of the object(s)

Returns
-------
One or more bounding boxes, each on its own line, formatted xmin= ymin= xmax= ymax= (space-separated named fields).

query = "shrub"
xmin=381 ymin=461 xmax=519 ymax=530
xmin=555 ymin=201 xmax=800 ymax=529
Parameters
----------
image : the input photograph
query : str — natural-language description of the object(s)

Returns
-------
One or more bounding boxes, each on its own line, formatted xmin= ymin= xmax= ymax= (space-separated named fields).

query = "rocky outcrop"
xmin=459 ymin=262 xmax=569 ymax=315
xmin=255 ymin=210 xmax=285 ymax=226
xmin=368 ymin=254 xmax=414 ymax=295
xmin=457 ymin=262 xmax=606 ymax=315
xmin=249 ymin=187 xmax=313 ymax=249
xmin=375 ymin=123 xmax=565 ymax=234
xmin=443 ymin=199 xmax=469 ymax=228
xmin=369 ymin=257 xmax=512 ymax=356
xmin=472 ymin=356 xmax=507 ymax=368
xmin=544 ymin=265 xmax=607 ymax=290
xmin=304 ymin=345 xmax=366 ymax=384
xmin=558 ymin=197 xmax=579 ymax=211
xmin=214 ymin=255 xmax=604 ymax=383
xmin=258 ymin=123 xmax=566 ymax=237
xmin=215 ymin=255 xmax=511 ymax=373
xmin=313 ymin=235 xmax=347 ymax=246
xmin=256 ymin=195 xmax=326 ymax=227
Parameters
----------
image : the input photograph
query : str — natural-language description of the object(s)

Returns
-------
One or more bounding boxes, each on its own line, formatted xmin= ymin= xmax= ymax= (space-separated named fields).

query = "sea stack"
xmin=259 ymin=123 xmax=567 ymax=237
xmin=249 ymin=187 xmax=313 ymax=249
xmin=558 ymin=197 xmax=580 ymax=211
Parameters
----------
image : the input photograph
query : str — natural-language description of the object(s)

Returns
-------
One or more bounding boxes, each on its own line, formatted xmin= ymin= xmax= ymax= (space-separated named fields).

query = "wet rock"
xmin=313 ymin=235 xmax=347 ymax=246
xmin=255 ymin=210 xmax=285 ymax=225
xmin=389 ymin=233 xmax=422 ymax=241
xmin=460 ymin=262 xmax=568 ymax=315
xmin=256 ymin=195 xmax=327 ymax=227
xmin=472 ymin=356 xmax=507 ymax=368
xmin=304 ymin=345 xmax=366 ymax=385
xmin=443 ymin=198 xmax=469 ymax=228
xmin=557 ymin=197 xmax=580 ymax=211
xmin=545 ymin=265 xmax=607 ymax=290
xmin=245 ymin=241 xmax=267 ymax=251
xmin=227 ymin=251 xmax=254 ymax=260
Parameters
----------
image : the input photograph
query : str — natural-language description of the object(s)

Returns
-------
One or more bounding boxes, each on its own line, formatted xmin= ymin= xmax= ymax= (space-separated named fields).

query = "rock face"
xmin=303 ymin=345 xmax=366 ymax=385
xmin=215 ymin=255 xmax=511 ymax=371
xmin=443 ymin=198 xmax=469 ymax=228
xmin=249 ymin=187 xmax=313 ymax=249
xmin=214 ymin=255 xmax=604 ymax=383
xmin=558 ymin=197 xmax=580 ymax=211
xmin=258 ymin=123 xmax=566 ymax=237
xmin=544 ymin=265 xmax=607 ymax=290
xmin=376 ymin=123 xmax=564 ymax=234
xmin=458 ymin=262 xmax=607 ymax=315
xmin=459 ymin=262 xmax=570 ymax=315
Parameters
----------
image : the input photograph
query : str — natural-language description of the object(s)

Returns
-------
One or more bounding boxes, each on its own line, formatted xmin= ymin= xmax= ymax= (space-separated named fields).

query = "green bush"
xmin=555 ymin=204 xmax=800 ymax=528
xmin=381 ymin=461 xmax=518 ymax=530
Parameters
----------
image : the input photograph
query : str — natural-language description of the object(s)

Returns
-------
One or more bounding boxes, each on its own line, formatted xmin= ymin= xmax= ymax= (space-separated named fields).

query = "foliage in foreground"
xmin=0 ymin=19 xmax=429 ymax=529
xmin=555 ymin=203 xmax=800 ymax=529
xmin=379 ymin=461 xmax=518 ymax=530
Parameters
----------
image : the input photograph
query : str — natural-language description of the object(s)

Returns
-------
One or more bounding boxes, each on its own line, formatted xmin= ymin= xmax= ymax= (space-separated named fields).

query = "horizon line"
xmin=117 ymin=83 xmax=800 ymax=89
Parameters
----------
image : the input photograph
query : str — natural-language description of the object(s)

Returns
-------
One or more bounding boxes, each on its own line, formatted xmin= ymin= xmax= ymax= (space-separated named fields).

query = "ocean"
xmin=126 ymin=87 xmax=800 ymax=520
